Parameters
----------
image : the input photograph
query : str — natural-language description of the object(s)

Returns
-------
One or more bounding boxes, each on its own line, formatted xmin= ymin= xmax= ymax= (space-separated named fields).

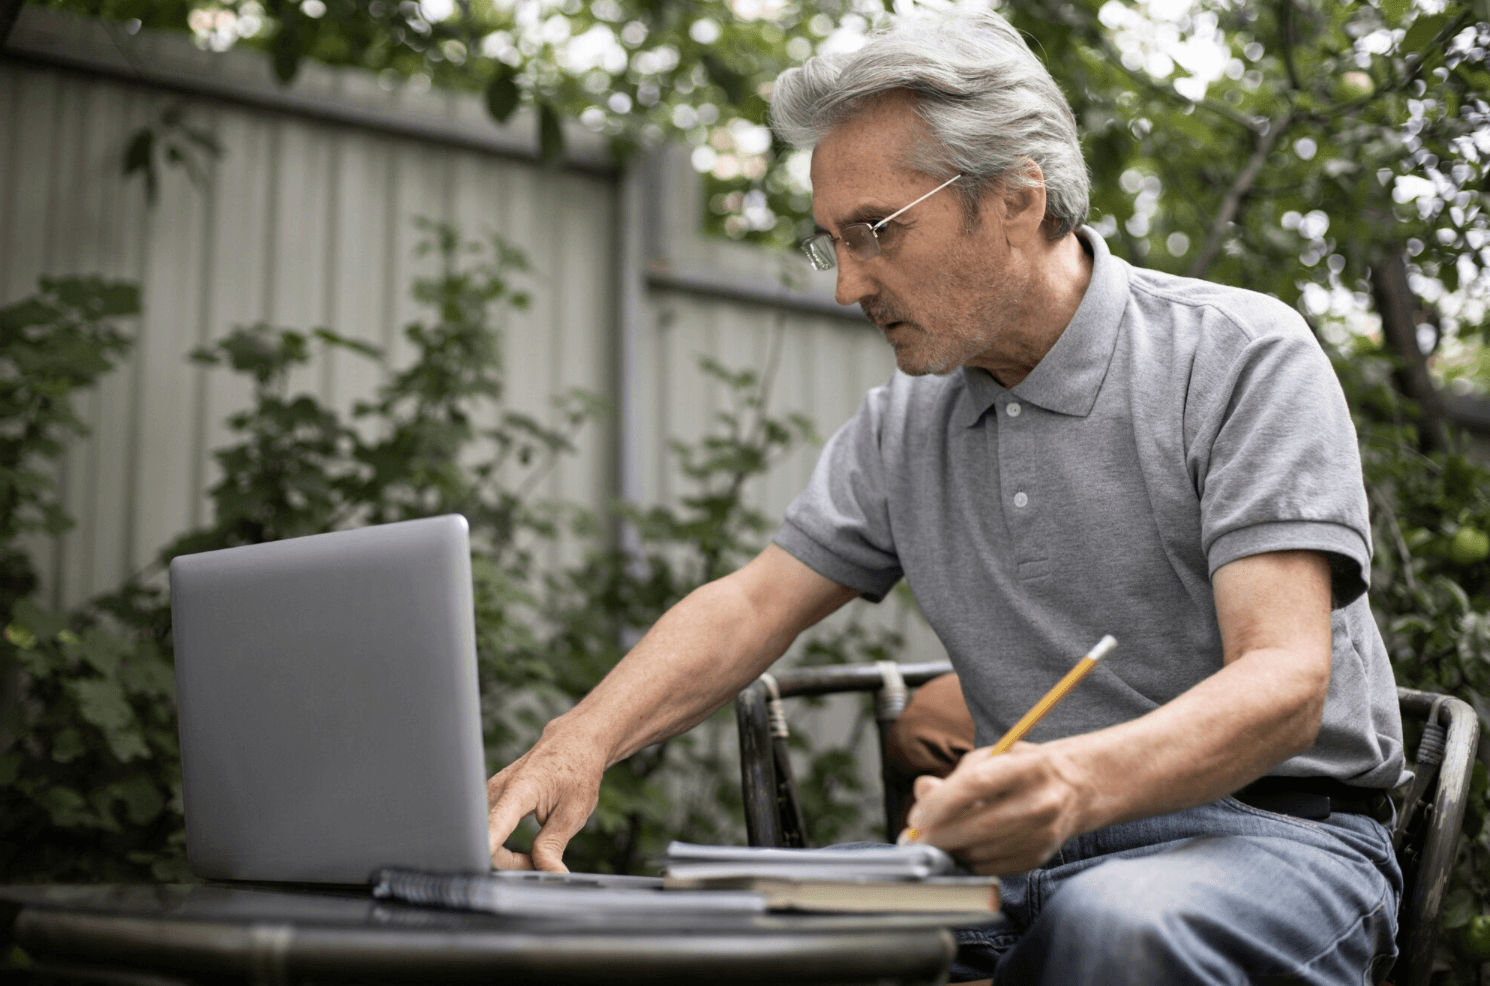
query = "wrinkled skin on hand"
xmin=906 ymin=741 xmax=1089 ymax=876
xmin=485 ymin=727 xmax=608 ymax=872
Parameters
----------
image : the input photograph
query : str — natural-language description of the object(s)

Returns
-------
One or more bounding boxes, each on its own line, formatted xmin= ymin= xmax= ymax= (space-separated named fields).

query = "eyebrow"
xmin=818 ymin=207 xmax=895 ymax=235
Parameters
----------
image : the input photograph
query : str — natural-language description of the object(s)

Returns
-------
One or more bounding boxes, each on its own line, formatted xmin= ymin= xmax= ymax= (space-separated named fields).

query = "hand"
xmin=485 ymin=726 xmax=608 ymax=872
xmin=904 ymin=742 xmax=1089 ymax=875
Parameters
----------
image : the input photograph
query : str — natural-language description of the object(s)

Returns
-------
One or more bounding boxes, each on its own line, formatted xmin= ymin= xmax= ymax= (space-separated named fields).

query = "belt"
xmin=1233 ymin=776 xmax=1390 ymax=821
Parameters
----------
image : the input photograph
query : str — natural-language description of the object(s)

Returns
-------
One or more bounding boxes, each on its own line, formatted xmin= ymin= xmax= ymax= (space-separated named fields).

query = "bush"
xmin=0 ymin=224 xmax=885 ymax=883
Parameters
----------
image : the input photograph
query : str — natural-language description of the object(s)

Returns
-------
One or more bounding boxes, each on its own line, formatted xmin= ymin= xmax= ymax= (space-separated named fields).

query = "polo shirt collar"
xmin=955 ymin=226 xmax=1129 ymax=427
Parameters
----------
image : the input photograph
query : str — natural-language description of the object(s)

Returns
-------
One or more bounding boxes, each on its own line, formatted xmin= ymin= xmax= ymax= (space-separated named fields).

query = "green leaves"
xmin=1402 ymin=13 xmax=1453 ymax=56
xmin=485 ymin=68 xmax=522 ymax=123
xmin=119 ymin=103 xmax=221 ymax=207
xmin=538 ymin=101 xmax=565 ymax=164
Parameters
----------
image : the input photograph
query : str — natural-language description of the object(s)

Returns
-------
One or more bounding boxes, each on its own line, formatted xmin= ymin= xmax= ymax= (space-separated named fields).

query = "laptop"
xmin=170 ymin=515 xmax=492 ymax=884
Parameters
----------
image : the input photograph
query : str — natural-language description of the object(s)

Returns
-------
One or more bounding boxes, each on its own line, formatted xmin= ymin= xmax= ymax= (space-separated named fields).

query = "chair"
xmin=734 ymin=670 xmax=1479 ymax=986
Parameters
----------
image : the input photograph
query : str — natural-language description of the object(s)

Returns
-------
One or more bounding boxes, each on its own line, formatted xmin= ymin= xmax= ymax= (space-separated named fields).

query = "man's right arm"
xmin=485 ymin=543 xmax=859 ymax=871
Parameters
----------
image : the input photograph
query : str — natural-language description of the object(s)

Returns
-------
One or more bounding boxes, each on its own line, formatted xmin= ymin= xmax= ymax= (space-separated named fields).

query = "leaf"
xmin=1444 ymin=887 xmax=1477 ymax=929
xmin=1401 ymin=14 xmax=1451 ymax=55
xmin=701 ymin=52 xmax=747 ymax=107
xmin=112 ymin=774 xmax=165 ymax=825
xmin=122 ymin=129 xmax=158 ymax=204
xmin=122 ymin=129 xmax=153 ymax=177
xmin=1381 ymin=0 xmax=1410 ymax=25
xmin=538 ymin=101 xmax=564 ymax=164
xmin=486 ymin=69 xmax=521 ymax=123
xmin=272 ymin=24 xmax=303 ymax=84
xmin=4 ymin=623 xmax=36 ymax=650
xmin=68 ymin=679 xmax=126 ymax=729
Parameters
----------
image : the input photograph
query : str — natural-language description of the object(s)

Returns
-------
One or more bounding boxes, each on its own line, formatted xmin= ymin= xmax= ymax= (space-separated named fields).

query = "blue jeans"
xmin=948 ymin=797 xmax=1402 ymax=985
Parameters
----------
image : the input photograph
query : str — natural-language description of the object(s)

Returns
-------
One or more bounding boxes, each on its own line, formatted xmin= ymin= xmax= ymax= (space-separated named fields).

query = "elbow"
xmin=1280 ymin=657 xmax=1331 ymax=757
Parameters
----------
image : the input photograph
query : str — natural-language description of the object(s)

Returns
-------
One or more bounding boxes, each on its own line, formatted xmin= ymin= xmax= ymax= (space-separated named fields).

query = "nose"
xmin=833 ymin=251 xmax=878 ymax=308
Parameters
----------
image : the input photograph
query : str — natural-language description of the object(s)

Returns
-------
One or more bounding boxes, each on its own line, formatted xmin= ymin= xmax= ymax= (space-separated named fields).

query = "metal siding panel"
xmin=130 ymin=118 xmax=211 ymax=575
xmin=326 ymin=131 xmax=395 ymax=425
xmin=2 ymin=66 xmax=58 ymax=300
xmin=496 ymin=162 xmax=555 ymax=566
xmin=0 ymin=65 xmax=20 ymax=291
xmin=52 ymin=73 xmax=113 ymax=608
xmin=87 ymin=83 xmax=151 ymax=597
xmin=551 ymin=173 xmax=613 ymax=566
xmin=385 ymin=144 xmax=449 ymax=373
xmin=196 ymin=109 xmax=273 ymax=523
xmin=268 ymin=117 xmax=335 ymax=401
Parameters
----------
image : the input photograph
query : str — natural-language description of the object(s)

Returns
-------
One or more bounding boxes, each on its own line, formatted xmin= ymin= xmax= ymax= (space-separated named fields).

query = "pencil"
xmin=896 ymin=634 xmax=1117 ymax=845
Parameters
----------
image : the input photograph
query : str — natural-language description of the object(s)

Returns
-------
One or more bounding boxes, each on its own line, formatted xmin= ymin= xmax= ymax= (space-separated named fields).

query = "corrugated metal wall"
xmin=1 ymin=8 xmax=943 ymax=665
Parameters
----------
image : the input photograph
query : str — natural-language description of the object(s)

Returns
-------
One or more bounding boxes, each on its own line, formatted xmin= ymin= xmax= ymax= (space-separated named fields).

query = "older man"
xmin=487 ymin=10 xmax=1406 ymax=983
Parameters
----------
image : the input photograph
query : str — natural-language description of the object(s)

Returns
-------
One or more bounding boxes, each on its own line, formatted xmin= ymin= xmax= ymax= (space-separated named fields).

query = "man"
xmin=487 ymin=10 xmax=1407 ymax=983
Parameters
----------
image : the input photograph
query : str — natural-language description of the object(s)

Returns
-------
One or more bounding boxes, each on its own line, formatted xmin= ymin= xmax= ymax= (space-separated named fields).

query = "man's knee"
xmin=885 ymin=672 xmax=976 ymax=778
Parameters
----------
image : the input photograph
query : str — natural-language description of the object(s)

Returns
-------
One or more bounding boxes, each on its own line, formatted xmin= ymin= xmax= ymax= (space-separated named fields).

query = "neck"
xmin=971 ymin=231 xmax=1094 ymax=388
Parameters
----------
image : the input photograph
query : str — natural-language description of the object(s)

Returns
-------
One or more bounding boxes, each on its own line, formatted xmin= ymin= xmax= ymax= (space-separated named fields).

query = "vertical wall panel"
xmin=327 ymin=132 xmax=396 ymax=424
xmin=1 ymin=48 xmax=930 ymax=674
xmin=195 ymin=108 xmax=274 ymax=523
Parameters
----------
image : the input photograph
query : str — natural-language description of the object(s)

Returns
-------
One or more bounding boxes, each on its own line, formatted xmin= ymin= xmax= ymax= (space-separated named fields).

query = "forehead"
xmin=809 ymin=96 xmax=932 ymax=223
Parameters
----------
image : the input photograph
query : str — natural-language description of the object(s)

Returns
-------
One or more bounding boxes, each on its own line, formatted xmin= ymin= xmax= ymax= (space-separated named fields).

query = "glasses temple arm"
xmin=872 ymin=174 xmax=963 ymax=231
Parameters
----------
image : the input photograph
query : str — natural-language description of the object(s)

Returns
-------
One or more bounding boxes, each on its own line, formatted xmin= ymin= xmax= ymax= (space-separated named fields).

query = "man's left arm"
xmin=908 ymin=548 xmax=1332 ymax=875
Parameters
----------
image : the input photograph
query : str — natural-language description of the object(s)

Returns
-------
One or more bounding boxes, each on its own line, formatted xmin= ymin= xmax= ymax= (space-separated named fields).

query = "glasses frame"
xmin=802 ymin=174 xmax=963 ymax=272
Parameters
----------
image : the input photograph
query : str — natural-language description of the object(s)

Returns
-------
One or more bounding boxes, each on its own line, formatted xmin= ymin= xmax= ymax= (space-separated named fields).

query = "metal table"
xmin=1 ymin=883 xmax=999 ymax=985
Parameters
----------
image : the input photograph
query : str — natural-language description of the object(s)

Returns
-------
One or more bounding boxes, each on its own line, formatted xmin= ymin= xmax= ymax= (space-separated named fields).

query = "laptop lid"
xmin=169 ymin=515 xmax=491 ymax=883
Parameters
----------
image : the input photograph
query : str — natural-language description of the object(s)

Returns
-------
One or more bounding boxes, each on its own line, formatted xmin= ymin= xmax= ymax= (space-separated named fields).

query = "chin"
xmin=892 ymin=345 xmax=960 ymax=377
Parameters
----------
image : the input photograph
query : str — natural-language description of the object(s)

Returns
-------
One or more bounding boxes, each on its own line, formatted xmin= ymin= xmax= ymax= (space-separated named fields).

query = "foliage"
xmin=0 ymin=276 xmax=189 ymax=883
xmin=0 ymin=225 xmax=889 ymax=885
xmin=1334 ymin=338 xmax=1490 ymax=979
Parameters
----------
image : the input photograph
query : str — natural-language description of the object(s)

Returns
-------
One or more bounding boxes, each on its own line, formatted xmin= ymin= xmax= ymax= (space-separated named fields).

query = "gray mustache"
xmin=862 ymin=299 xmax=916 ymax=327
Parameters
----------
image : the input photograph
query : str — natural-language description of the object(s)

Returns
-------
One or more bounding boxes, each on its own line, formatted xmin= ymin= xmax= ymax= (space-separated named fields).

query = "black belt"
xmin=1233 ymin=776 xmax=1390 ymax=820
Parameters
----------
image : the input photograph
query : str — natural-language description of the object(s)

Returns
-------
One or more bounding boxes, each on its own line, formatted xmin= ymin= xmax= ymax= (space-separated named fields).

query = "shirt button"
xmin=1007 ymin=402 xmax=1022 ymax=417
xmin=1014 ymin=492 xmax=1029 ymax=508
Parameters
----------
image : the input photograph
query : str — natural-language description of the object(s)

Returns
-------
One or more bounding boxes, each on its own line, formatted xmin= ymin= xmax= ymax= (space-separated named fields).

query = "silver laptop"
xmin=170 ymin=515 xmax=492 ymax=883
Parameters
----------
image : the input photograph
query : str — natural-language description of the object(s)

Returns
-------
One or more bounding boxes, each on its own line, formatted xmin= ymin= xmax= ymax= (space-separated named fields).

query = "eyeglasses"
xmin=801 ymin=174 xmax=962 ymax=271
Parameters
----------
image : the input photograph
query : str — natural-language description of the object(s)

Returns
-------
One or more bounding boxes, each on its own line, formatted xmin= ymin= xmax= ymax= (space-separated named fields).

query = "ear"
xmin=998 ymin=160 xmax=1048 ymax=244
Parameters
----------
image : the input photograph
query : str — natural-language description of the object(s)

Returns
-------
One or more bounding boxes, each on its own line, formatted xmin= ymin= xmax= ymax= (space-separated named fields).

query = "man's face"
xmin=810 ymin=96 xmax=1033 ymax=377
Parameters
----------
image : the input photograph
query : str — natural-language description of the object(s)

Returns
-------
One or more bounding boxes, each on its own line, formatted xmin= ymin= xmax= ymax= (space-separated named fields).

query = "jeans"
xmin=948 ymin=797 xmax=1401 ymax=985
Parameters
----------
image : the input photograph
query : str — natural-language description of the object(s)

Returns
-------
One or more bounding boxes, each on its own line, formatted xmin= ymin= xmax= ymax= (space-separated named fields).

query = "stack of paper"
xmin=657 ymin=842 xmax=1000 ymax=914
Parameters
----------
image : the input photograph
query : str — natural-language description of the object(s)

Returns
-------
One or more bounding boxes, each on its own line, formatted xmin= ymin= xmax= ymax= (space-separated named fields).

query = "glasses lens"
xmin=840 ymin=223 xmax=880 ymax=262
xmin=802 ymin=233 xmax=836 ymax=271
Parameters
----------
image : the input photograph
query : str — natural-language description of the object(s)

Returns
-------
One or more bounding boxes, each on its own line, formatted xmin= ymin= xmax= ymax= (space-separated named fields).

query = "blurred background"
xmin=3 ymin=0 xmax=1490 ymax=975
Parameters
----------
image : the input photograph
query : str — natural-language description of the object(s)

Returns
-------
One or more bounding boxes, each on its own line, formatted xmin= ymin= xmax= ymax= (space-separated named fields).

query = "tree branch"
xmin=1370 ymin=247 xmax=1451 ymax=453
xmin=1081 ymin=21 xmax=1255 ymax=131
xmin=1278 ymin=0 xmax=1303 ymax=92
xmin=1187 ymin=111 xmax=1292 ymax=279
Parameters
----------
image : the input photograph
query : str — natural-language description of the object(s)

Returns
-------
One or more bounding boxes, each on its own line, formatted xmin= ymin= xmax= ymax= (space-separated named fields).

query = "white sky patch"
xmin=419 ymin=0 xmax=455 ymax=22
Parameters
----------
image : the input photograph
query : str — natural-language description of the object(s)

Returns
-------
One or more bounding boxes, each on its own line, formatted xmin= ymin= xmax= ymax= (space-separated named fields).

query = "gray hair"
xmin=770 ymin=10 xmax=1089 ymax=239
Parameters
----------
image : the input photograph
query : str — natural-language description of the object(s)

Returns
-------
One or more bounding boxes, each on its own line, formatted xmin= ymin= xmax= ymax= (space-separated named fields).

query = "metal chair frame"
xmin=735 ymin=669 xmax=1479 ymax=986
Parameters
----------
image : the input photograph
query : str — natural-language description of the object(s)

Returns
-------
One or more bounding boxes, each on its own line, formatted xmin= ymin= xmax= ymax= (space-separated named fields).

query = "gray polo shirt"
xmin=776 ymin=229 xmax=1405 ymax=789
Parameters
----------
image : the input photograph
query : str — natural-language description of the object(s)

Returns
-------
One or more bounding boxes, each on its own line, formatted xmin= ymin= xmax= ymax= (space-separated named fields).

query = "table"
xmin=1 ymin=883 xmax=1000 ymax=985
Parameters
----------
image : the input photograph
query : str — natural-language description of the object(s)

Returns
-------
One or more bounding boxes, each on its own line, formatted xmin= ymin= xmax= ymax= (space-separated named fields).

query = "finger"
xmin=490 ymin=845 xmax=535 ymax=871
xmin=912 ymin=774 xmax=944 ymax=801
xmin=487 ymin=777 xmax=542 ymax=870
xmin=909 ymin=763 xmax=1020 ymax=835
xmin=528 ymin=802 xmax=595 ymax=873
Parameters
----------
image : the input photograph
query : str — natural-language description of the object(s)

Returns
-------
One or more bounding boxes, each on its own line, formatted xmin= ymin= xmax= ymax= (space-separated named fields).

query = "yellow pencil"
xmin=897 ymin=634 xmax=1117 ymax=845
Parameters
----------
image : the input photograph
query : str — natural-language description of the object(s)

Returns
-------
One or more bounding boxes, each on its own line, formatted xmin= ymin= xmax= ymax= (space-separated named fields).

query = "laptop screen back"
xmin=169 ymin=515 xmax=490 ymax=883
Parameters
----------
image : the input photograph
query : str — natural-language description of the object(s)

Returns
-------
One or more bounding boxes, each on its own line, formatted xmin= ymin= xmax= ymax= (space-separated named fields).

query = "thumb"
xmin=913 ymin=773 xmax=945 ymax=801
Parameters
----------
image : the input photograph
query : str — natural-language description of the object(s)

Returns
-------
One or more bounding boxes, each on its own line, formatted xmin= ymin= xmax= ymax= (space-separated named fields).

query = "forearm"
xmin=539 ymin=544 xmax=857 ymax=767
xmin=906 ymin=551 xmax=1334 ymax=875
xmin=548 ymin=580 xmax=799 ymax=766
xmin=1047 ymin=643 xmax=1327 ymax=835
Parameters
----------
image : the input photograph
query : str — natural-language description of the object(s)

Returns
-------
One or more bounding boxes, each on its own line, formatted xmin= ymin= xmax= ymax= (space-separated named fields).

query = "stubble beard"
xmin=862 ymin=291 xmax=1006 ymax=378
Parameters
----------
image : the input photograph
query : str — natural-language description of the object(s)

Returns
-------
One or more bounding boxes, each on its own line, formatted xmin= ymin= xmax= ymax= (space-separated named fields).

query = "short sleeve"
xmin=774 ymin=388 xmax=904 ymax=602
xmin=1191 ymin=324 xmax=1373 ymax=607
